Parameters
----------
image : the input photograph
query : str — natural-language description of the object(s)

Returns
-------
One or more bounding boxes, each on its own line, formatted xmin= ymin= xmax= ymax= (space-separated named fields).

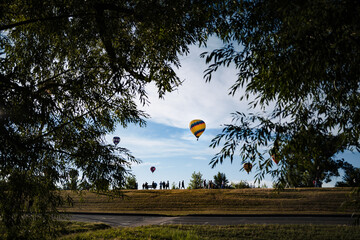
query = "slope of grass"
xmin=59 ymin=187 xmax=354 ymax=215
xmin=60 ymin=224 xmax=360 ymax=240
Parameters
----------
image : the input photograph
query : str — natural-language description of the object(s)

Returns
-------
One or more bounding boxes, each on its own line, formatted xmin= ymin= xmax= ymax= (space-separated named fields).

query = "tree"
xmin=231 ymin=181 xmax=250 ymax=189
xmin=64 ymin=169 xmax=79 ymax=190
xmin=125 ymin=175 xmax=138 ymax=190
xmin=205 ymin=1 xmax=360 ymax=185
xmin=336 ymin=162 xmax=360 ymax=187
xmin=189 ymin=171 xmax=203 ymax=189
xmin=213 ymin=172 xmax=229 ymax=188
xmin=0 ymin=0 xmax=221 ymax=238
xmin=271 ymin=125 xmax=345 ymax=188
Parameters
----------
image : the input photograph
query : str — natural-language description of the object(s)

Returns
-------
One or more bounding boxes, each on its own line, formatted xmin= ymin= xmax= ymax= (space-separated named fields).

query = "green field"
xmin=59 ymin=224 xmax=360 ymax=240
xmin=57 ymin=187 xmax=360 ymax=239
xmin=60 ymin=187 xmax=355 ymax=215
xmin=3 ymin=188 xmax=359 ymax=239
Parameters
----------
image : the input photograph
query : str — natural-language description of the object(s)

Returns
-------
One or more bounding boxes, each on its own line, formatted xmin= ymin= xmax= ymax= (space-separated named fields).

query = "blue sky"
xmin=106 ymin=37 xmax=359 ymax=188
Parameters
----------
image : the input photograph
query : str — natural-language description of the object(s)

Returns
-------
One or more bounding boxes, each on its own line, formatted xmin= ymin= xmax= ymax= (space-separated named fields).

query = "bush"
xmin=231 ymin=181 xmax=250 ymax=189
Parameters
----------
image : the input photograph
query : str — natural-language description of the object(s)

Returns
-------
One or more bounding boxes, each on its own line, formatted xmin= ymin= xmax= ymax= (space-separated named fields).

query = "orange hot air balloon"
xmin=243 ymin=162 xmax=252 ymax=174
xmin=189 ymin=119 xmax=206 ymax=140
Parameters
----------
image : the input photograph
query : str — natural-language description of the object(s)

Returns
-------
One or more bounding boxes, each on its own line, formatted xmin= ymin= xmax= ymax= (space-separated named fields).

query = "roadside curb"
xmin=61 ymin=212 xmax=354 ymax=218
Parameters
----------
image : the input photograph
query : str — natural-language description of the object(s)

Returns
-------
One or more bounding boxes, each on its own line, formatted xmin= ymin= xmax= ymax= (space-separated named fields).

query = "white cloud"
xmin=139 ymin=40 xmax=249 ymax=130
xmin=108 ymin=130 xmax=217 ymax=161
xmin=192 ymin=156 xmax=207 ymax=161
xmin=133 ymin=161 xmax=160 ymax=167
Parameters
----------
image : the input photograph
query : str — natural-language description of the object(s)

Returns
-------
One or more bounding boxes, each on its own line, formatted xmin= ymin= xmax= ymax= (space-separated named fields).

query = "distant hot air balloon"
xmin=113 ymin=136 xmax=120 ymax=146
xmin=189 ymin=119 xmax=206 ymax=140
xmin=150 ymin=166 xmax=156 ymax=173
xmin=272 ymin=154 xmax=279 ymax=164
xmin=243 ymin=162 xmax=252 ymax=174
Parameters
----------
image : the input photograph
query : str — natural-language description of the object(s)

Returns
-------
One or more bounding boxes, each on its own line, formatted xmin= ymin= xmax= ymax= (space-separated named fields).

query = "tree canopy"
xmin=0 ymin=0 xmax=224 ymax=238
xmin=213 ymin=172 xmax=229 ymax=188
xmin=206 ymin=0 xmax=360 ymax=185
xmin=189 ymin=171 xmax=203 ymax=189
xmin=336 ymin=162 xmax=360 ymax=187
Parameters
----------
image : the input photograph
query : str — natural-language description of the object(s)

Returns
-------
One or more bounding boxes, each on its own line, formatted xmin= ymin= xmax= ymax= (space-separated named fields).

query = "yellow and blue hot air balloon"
xmin=189 ymin=119 xmax=206 ymax=140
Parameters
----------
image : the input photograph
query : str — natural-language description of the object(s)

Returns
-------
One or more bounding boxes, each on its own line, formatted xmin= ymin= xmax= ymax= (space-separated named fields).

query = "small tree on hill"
xmin=125 ymin=175 xmax=138 ymax=189
xmin=232 ymin=181 xmax=250 ymax=189
xmin=189 ymin=171 xmax=203 ymax=189
xmin=64 ymin=169 xmax=79 ymax=190
xmin=213 ymin=172 xmax=229 ymax=188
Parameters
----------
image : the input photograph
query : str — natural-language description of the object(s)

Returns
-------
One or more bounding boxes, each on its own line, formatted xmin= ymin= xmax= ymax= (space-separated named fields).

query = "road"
xmin=64 ymin=213 xmax=355 ymax=227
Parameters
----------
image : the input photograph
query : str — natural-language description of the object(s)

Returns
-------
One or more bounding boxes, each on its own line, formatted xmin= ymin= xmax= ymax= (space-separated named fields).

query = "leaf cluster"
xmin=189 ymin=171 xmax=203 ymax=189
xmin=0 ymin=0 xmax=224 ymax=238
xmin=206 ymin=0 xmax=360 ymax=186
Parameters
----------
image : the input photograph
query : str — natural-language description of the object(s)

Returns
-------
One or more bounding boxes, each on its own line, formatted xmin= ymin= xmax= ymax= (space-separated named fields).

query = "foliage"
xmin=205 ymin=1 xmax=360 ymax=186
xmin=213 ymin=172 xmax=229 ymax=188
xmin=125 ymin=175 xmax=138 ymax=190
xmin=271 ymin=125 xmax=345 ymax=188
xmin=231 ymin=181 xmax=250 ymax=189
xmin=57 ymin=221 xmax=111 ymax=238
xmin=63 ymin=169 xmax=79 ymax=190
xmin=188 ymin=172 xmax=203 ymax=189
xmin=336 ymin=162 xmax=360 ymax=187
xmin=0 ymin=0 xmax=222 ymax=238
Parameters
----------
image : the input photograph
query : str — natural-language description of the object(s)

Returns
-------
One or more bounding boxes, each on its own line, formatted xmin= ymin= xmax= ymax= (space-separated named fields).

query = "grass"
xmin=0 ymin=221 xmax=111 ymax=240
xmin=60 ymin=224 xmax=360 ymax=240
xmin=2 ymin=188 xmax=359 ymax=239
xmin=58 ymin=221 xmax=112 ymax=235
xmin=59 ymin=187 xmax=355 ymax=215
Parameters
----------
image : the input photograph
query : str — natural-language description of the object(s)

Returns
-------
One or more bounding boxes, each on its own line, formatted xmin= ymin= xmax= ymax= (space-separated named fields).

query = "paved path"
xmin=64 ymin=213 xmax=355 ymax=227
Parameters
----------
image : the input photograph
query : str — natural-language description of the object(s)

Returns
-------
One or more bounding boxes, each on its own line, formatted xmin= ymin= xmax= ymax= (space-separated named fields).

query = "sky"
xmin=105 ymin=37 xmax=359 ymax=189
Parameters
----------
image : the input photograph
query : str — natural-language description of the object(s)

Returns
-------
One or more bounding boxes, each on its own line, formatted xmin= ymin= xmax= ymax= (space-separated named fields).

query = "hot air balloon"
xmin=113 ymin=136 xmax=120 ymax=146
xmin=189 ymin=119 xmax=206 ymax=140
xmin=150 ymin=166 xmax=156 ymax=173
xmin=243 ymin=162 xmax=252 ymax=174
xmin=272 ymin=154 xmax=279 ymax=164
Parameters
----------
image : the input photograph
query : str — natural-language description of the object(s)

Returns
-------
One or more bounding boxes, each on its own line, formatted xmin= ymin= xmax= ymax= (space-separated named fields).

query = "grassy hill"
xmin=60 ymin=187 xmax=355 ymax=215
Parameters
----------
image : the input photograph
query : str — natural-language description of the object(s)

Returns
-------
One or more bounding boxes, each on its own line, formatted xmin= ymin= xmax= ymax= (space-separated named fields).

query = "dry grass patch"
xmin=59 ymin=187 xmax=354 ymax=215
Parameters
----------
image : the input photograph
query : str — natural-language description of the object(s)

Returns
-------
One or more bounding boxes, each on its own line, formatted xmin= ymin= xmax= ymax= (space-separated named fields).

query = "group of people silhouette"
xmin=141 ymin=180 xmax=185 ymax=189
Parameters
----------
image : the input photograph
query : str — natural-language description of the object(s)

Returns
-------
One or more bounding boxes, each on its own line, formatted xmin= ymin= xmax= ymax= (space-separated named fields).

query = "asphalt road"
xmin=64 ymin=213 xmax=355 ymax=227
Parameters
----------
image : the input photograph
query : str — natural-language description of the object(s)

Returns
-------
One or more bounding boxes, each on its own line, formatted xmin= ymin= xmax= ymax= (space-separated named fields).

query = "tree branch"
xmin=32 ymin=92 xmax=117 ymax=142
xmin=0 ymin=14 xmax=92 ymax=31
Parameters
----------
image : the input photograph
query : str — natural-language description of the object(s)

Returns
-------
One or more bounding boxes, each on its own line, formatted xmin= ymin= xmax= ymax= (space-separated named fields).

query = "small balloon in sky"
xmin=113 ymin=136 xmax=120 ymax=146
xmin=189 ymin=119 xmax=206 ymax=141
xmin=272 ymin=154 xmax=279 ymax=164
xmin=150 ymin=166 xmax=156 ymax=173
xmin=243 ymin=162 xmax=252 ymax=174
